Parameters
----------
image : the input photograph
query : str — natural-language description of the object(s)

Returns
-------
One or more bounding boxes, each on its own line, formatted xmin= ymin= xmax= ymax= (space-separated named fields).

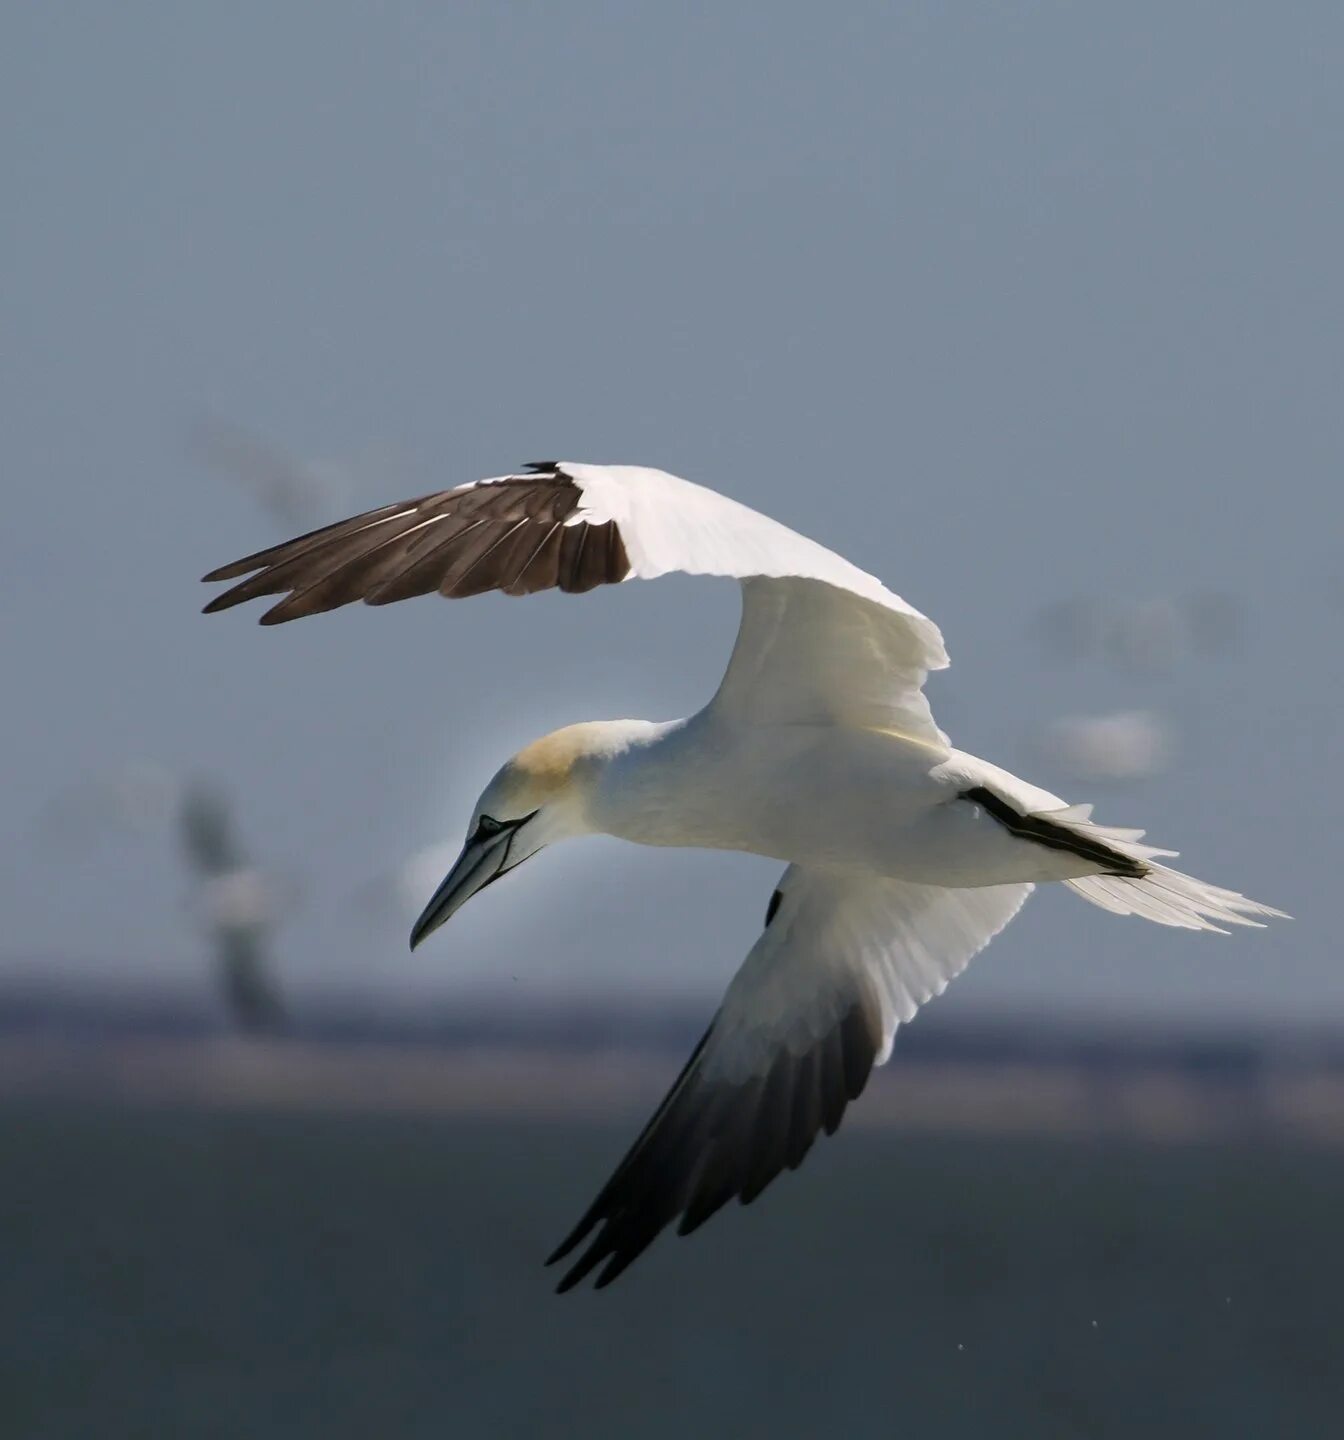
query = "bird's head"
xmin=409 ymin=720 xmax=645 ymax=950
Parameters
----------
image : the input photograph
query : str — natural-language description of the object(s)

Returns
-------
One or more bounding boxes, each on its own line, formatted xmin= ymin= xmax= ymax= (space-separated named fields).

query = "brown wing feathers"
xmin=201 ymin=468 xmax=630 ymax=624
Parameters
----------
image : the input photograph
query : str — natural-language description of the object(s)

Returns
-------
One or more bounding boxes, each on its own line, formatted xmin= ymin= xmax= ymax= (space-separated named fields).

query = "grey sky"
xmin=4 ymin=3 xmax=1340 ymax=1028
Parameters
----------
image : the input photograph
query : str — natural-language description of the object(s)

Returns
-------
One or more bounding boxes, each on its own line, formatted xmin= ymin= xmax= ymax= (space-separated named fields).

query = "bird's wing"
xmin=202 ymin=461 xmax=949 ymax=745
xmin=546 ymin=867 xmax=1033 ymax=1291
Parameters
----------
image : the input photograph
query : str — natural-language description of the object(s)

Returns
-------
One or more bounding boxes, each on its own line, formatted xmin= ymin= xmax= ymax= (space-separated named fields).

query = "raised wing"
xmin=712 ymin=575 xmax=949 ymax=743
xmin=546 ymin=867 xmax=1033 ymax=1292
xmin=202 ymin=461 xmax=949 ymax=744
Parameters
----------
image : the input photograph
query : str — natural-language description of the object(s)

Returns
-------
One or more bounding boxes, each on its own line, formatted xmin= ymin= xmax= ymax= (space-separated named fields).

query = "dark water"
xmin=3 ymin=1105 xmax=1342 ymax=1439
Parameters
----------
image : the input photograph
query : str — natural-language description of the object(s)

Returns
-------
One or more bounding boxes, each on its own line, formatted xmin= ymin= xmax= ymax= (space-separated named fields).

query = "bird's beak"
xmin=409 ymin=826 xmax=516 ymax=951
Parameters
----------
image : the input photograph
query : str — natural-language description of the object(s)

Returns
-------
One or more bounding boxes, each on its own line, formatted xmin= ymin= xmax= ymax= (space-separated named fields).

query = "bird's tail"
xmin=1043 ymin=805 xmax=1289 ymax=933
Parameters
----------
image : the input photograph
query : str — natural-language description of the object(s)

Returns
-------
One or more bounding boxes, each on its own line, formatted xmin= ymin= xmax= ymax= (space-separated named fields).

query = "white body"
xmin=592 ymin=716 xmax=1096 ymax=886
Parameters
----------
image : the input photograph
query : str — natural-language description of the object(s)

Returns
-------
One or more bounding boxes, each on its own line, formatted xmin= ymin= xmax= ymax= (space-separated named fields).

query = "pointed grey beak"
xmin=409 ymin=826 xmax=515 ymax=951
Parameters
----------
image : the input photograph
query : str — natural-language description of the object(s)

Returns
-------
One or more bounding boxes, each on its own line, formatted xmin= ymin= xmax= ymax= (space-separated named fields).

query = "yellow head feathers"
xmin=480 ymin=721 xmax=632 ymax=820
xmin=474 ymin=719 xmax=666 ymax=833
xmin=510 ymin=724 xmax=598 ymax=796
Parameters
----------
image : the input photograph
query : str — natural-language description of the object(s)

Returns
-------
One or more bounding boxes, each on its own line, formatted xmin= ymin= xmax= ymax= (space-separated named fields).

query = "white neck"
xmin=583 ymin=714 xmax=735 ymax=847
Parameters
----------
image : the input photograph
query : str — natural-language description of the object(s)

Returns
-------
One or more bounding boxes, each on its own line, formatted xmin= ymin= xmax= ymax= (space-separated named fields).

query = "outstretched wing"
xmin=202 ymin=461 xmax=950 ymax=746
xmin=546 ymin=868 xmax=1033 ymax=1292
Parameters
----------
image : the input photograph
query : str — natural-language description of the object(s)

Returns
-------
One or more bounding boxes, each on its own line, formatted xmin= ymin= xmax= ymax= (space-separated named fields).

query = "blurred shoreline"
xmin=5 ymin=969 xmax=1343 ymax=1145
xmin=3 ymin=1028 xmax=1343 ymax=1149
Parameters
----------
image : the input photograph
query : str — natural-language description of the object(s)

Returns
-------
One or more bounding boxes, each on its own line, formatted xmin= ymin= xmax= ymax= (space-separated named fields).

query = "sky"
xmin=3 ymin=3 xmax=1341 ymax=1030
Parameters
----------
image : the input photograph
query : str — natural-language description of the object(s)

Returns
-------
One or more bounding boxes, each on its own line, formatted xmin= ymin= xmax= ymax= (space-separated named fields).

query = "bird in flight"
xmin=203 ymin=462 xmax=1285 ymax=1290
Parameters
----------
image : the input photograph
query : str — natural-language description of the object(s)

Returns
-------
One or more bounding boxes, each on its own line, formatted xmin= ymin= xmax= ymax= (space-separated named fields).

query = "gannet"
xmin=203 ymin=461 xmax=1285 ymax=1290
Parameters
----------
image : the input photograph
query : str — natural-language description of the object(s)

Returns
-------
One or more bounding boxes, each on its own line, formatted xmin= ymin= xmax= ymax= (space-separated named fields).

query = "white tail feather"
xmin=1068 ymin=864 xmax=1287 ymax=932
xmin=1035 ymin=805 xmax=1289 ymax=933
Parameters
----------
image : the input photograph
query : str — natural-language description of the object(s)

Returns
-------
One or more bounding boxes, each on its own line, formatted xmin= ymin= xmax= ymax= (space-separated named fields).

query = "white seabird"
xmin=203 ymin=461 xmax=1286 ymax=1290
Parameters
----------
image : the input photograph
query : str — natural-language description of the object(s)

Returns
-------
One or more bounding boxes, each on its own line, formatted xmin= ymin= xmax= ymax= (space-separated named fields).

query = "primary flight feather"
xmin=204 ymin=461 xmax=1285 ymax=1290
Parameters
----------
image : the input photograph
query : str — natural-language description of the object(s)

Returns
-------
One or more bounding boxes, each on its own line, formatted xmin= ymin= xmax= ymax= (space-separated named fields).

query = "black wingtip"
xmin=544 ymin=1239 xmax=576 ymax=1268
xmin=545 ymin=1210 xmax=598 ymax=1268
xmin=553 ymin=1248 xmax=604 ymax=1294
xmin=594 ymin=1251 xmax=638 ymax=1289
xmin=201 ymin=561 xmax=252 ymax=584
xmin=523 ymin=460 xmax=559 ymax=473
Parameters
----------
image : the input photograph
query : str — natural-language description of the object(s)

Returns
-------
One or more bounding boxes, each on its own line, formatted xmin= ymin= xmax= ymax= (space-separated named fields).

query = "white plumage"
xmin=204 ymin=460 xmax=1285 ymax=1289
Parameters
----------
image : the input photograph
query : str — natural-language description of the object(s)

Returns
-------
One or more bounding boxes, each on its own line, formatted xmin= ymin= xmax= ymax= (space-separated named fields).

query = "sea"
xmin=3 ymin=1103 xmax=1341 ymax=1439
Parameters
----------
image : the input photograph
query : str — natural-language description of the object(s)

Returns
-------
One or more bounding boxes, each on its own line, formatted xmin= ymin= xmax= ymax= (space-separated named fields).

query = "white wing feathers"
xmin=714 ymin=575 xmax=949 ymax=743
xmin=565 ymin=464 xmax=949 ymax=745
xmin=712 ymin=867 xmax=1032 ymax=1075
xmin=202 ymin=461 xmax=950 ymax=748
xmin=562 ymin=463 xmax=941 ymax=639
xmin=547 ymin=867 xmax=1032 ymax=1290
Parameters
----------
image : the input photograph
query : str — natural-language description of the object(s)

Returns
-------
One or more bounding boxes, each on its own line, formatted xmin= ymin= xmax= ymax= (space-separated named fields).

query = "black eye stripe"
xmin=474 ymin=808 xmax=540 ymax=841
